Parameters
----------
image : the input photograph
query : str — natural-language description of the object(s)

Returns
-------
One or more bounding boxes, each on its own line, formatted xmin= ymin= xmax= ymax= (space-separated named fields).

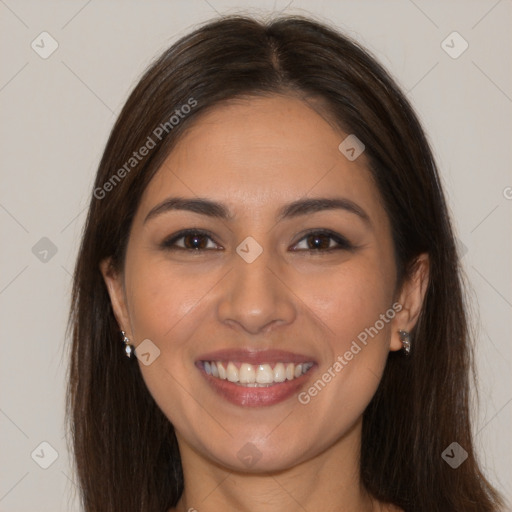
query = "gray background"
xmin=0 ymin=1 xmax=511 ymax=510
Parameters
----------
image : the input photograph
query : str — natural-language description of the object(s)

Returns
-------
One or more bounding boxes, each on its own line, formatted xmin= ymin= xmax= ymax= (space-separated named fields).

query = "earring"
xmin=398 ymin=330 xmax=411 ymax=355
xmin=120 ymin=330 xmax=135 ymax=358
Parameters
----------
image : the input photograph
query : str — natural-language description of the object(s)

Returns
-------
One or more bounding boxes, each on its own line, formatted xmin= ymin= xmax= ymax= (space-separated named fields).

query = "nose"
xmin=216 ymin=246 xmax=297 ymax=335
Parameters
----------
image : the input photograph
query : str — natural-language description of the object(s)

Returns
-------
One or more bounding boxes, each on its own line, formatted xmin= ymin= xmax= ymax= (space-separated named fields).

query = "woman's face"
xmin=103 ymin=94 xmax=417 ymax=472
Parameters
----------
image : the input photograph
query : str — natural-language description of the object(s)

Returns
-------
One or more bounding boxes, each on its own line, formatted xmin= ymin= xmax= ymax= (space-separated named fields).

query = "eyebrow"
xmin=143 ymin=196 xmax=371 ymax=226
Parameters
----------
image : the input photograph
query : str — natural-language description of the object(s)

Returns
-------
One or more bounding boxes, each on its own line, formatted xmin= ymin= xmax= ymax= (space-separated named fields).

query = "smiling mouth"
xmin=200 ymin=361 xmax=315 ymax=387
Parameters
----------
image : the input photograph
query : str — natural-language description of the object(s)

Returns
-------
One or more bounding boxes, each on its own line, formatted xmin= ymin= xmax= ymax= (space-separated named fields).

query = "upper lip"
xmin=196 ymin=348 xmax=316 ymax=365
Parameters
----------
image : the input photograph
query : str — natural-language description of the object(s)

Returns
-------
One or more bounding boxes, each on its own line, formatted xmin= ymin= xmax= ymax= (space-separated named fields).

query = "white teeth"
xmin=226 ymin=362 xmax=239 ymax=383
xmin=256 ymin=364 xmax=274 ymax=384
xmin=239 ymin=363 xmax=256 ymax=384
xmin=204 ymin=360 xmax=313 ymax=386
xmin=217 ymin=362 xmax=226 ymax=380
xmin=273 ymin=362 xmax=286 ymax=382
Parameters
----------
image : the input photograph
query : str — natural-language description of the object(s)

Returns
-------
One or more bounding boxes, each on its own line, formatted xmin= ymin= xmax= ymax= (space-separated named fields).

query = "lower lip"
xmin=197 ymin=364 xmax=315 ymax=407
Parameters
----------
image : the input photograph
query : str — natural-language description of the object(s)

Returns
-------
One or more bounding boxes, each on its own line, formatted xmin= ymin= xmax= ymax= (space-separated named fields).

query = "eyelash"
xmin=160 ymin=228 xmax=355 ymax=253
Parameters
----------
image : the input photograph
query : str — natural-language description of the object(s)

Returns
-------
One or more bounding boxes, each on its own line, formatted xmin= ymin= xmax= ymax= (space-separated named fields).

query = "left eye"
xmin=292 ymin=230 xmax=353 ymax=251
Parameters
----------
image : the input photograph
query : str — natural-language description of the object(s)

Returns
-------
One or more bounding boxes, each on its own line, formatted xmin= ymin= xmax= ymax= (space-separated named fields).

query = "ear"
xmin=99 ymin=257 xmax=132 ymax=338
xmin=389 ymin=253 xmax=430 ymax=351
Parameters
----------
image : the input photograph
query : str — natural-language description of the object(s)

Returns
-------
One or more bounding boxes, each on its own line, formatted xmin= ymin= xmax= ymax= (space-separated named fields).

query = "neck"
xmin=172 ymin=417 xmax=384 ymax=512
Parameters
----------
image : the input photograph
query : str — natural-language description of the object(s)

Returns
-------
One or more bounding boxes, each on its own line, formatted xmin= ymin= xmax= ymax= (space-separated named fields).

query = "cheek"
xmin=294 ymin=256 xmax=395 ymax=409
xmin=123 ymin=258 xmax=213 ymax=428
xmin=125 ymin=256 xmax=212 ymax=342
xmin=297 ymin=254 xmax=395 ymax=344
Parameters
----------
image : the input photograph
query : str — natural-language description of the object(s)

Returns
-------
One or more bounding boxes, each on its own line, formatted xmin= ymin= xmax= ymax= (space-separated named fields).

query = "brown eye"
xmin=292 ymin=230 xmax=353 ymax=252
xmin=182 ymin=233 xmax=209 ymax=250
xmin=161 ymin=229 xmax=221 ymax=251
xmin=305 ymin=233 xmax=333 ymax=250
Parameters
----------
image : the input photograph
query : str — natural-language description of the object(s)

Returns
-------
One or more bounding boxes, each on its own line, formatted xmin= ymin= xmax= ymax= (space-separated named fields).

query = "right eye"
xmin=160 ymin=229 xmax=223 ymax=251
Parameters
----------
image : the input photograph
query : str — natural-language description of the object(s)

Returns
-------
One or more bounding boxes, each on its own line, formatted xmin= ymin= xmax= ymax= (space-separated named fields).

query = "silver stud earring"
xmin=120 ymin=330 xmax=135 ymax=358
xmin=398 ymin=330 xmax=411 ymax=355
xmin=398 ymin=329 xmax=411 ymax=356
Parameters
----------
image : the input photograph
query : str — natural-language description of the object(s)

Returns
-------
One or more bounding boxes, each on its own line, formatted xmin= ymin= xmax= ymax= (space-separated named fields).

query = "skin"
xmin=101 ymin=94 xmax=429 ymax=512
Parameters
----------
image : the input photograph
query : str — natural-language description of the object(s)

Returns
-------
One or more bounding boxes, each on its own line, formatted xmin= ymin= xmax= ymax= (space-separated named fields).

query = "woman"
xmin=66 ymin=15 xmax=506 ymax=512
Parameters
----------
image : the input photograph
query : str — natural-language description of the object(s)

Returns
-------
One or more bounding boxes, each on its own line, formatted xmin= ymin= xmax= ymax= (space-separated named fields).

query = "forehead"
xmin=136 ymin=94 xmax=385 ymax=222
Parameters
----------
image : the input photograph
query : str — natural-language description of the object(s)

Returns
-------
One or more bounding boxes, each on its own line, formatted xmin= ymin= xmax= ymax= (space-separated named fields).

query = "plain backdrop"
xmin=0 ymin=1 xmax=511 ymax=510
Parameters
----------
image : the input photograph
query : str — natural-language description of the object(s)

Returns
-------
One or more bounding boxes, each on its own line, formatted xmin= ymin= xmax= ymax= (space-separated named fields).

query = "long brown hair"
xmin=65 ymin=15 xmax=505 ymax=512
